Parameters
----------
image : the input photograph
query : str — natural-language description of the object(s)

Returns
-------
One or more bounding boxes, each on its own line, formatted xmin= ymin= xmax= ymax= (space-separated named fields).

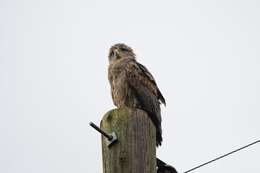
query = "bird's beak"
xmin=114 ymin=49 xmax=119 ymax=57
xmin=110 ymin=49 xmax=120 ymax=61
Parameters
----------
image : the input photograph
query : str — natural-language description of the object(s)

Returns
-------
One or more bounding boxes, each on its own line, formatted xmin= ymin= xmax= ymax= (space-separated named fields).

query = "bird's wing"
xmin=136 ymin=62 xmax=166 ymax=105
xmin=125 ymin=60 xmax=162 ymax=121
xmin=125 ymin=60 xmax=164 ymax=146
xmin=126 ymin=62 xmax=157 ymax=95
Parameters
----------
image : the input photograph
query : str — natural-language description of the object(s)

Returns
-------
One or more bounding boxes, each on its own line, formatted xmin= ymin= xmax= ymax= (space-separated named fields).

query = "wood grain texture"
xmin=101 ymin=107 xmax=156 ymax=173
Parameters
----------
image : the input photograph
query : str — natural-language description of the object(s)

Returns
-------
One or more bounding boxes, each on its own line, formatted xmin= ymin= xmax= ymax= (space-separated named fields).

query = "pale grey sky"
xmin=0 ymin=0 xmax=259 ymax=172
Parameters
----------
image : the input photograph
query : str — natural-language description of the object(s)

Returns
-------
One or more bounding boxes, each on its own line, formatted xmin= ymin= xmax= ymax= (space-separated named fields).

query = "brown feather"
xmin=108 ymin=43 xmax=165 ymax=146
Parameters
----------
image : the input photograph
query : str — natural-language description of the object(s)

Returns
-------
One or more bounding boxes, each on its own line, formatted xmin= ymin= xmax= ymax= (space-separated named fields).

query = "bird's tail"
xmin=156 ymin=125 xmax=162 ymax=146
xmin=146 ymin=111 xmax=162 ymax=146
xmin=146 ymin=111 xmax=162 ymax=147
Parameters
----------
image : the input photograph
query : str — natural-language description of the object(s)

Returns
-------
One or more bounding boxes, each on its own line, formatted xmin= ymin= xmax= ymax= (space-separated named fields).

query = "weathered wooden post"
xmin=100 ymin=107 xmax=156 ymax=173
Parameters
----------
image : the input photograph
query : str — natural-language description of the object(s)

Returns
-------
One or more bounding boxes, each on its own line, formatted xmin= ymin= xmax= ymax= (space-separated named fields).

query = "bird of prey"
xmin=108 ymin=43 xmax=165 ymax=146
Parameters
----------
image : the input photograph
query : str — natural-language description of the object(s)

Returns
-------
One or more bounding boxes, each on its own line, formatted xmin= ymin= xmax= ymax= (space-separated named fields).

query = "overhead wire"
xmin=183 ymin=139 xmax=260 ymax=173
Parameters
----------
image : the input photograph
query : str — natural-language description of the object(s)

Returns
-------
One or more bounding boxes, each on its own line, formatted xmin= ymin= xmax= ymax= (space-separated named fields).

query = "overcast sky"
xmin=0 ymin=0 xmax=259 ymax=173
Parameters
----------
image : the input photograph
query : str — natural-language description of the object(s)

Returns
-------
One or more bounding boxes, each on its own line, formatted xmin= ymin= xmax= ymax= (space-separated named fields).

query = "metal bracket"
xmin=89 ymin=122 xmax=118 ymax=147
xmin=106 ymin=131 xmax=117 ymax=147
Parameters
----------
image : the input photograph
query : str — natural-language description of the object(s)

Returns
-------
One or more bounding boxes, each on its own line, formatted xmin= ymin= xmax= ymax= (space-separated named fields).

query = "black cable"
xmin=183 ymin=139 xmax=260 ymax=173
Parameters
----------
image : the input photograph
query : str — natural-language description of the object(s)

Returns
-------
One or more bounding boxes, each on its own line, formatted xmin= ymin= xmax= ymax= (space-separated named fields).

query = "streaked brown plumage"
xmin=108 ymin=43 xmax=165 ymax=146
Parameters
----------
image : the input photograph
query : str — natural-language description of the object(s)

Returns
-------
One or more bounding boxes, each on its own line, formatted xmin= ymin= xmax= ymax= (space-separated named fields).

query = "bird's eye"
xmin=109 ymin=51 xmax=114 ymax=57
xmin=120 ymin=47 xmax=128 ymax=52
xmin=109 ymin=51 xmax=119 ymax=61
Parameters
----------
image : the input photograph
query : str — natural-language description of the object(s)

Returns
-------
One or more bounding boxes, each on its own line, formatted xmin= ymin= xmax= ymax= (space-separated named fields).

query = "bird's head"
xmin=108 ymin=43 xmax=136 ymax=63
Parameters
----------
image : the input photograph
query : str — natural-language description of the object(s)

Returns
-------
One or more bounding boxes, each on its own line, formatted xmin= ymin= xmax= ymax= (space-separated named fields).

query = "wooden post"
xmin=100 ymin=107 xmax=156 ymax=173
